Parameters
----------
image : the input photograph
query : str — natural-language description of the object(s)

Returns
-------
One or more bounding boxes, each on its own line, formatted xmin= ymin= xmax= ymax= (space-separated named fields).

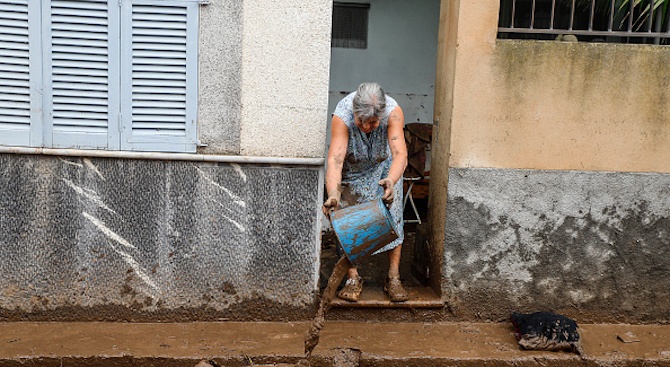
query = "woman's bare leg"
xmin=387 ymin=245 xmax=402 ymax=278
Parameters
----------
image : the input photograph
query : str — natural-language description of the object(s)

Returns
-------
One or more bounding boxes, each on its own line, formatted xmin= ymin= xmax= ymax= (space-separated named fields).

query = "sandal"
xmin=385 ymin=277 xmax=409 ymax=302
xmin=337 ymin=276 xmax=363 ymax=301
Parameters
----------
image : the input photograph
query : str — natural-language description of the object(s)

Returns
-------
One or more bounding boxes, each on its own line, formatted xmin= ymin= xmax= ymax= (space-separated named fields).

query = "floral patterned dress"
xmin=332 ymin=92 xmax=404 ymax=254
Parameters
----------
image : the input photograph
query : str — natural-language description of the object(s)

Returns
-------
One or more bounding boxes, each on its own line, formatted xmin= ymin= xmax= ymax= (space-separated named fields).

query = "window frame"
xmin=0 ymin=0 xmax=200 ymax=153
xmin=331 ymin=2 xmax=371 ymax=49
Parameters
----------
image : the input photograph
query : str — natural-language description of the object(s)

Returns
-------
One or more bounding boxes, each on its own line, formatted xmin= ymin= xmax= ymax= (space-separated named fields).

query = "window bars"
xmin=498 ymin=0 xmax=670 ymax=43
xmin=332 ymin=2 xmax=370 ymax=49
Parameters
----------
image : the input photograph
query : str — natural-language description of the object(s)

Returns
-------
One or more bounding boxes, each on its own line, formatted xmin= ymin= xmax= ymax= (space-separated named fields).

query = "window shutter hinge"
xmin=196 ymin=139 xmax=208 ymax=147
xmin=199 ymin=0 xmax=211 ymax=4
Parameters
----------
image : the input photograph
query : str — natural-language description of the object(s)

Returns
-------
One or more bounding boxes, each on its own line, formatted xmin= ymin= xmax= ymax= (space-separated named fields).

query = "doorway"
xmin=322 ymin=0 xmax=442 ymax=308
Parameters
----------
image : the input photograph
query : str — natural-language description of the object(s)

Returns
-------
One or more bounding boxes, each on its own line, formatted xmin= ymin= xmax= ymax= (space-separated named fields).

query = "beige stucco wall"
xmin=239 ymin=0 xmax=332 ymax=158
xmin=430 ymin=0 xmax=670 ymax=297
xmin=444 ymin=0 xmax=670 ymax=173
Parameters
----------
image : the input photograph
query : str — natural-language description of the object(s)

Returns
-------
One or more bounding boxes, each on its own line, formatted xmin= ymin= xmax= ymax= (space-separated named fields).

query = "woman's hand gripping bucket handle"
xmin=322 ymin=195 xmax=339 ymax=218
xmin=378 ymin=177 xmax=394 ymax=206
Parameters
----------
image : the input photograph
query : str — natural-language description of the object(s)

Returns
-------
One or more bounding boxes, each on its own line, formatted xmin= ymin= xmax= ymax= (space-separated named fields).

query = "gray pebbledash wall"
xmin=443 ymin=168 xmax=670 ymax=323
xmin=0 ymin=154 xmax=321 ymax=321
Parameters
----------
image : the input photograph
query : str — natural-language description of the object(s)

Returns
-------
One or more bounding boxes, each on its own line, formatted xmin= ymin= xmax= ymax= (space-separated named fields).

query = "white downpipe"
xmin=0 ymin=146 xmax=325 ymax=166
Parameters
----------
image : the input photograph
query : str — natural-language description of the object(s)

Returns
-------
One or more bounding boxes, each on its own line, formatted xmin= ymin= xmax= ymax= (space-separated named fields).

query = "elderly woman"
xmin=323 ymin=82 xmax=408 ymax=302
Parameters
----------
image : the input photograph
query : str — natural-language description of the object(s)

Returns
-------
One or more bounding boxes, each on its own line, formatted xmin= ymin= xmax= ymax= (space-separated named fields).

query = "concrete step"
xmin=330 ymin=286 xmax=443 ymax=309
xmin=0 ymin=321 xmax=669 ymax=366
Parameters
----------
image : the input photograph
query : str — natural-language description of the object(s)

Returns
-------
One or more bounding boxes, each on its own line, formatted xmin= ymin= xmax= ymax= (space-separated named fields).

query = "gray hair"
xmin=352 ymin=82 xmax=386 ymax=121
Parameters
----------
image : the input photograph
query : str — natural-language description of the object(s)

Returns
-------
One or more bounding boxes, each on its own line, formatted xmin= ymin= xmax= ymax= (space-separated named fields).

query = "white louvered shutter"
xmin=120 ymin=0 xmax=197 ymax=152
xmin=0 ymin=0 xmax=41 ymax=146
xmin=44 ymin=0 xmax=120 ymax=149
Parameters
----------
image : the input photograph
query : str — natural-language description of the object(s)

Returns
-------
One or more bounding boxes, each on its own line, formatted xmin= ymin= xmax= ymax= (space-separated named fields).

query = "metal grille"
xmin=498 ymin=0 xmax=670 ymax=44
xmin=332 ymin=2 xmax=370 ymax=49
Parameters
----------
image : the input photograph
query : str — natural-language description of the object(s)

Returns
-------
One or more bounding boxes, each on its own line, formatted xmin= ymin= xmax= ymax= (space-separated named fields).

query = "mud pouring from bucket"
xmin=303 ymin=197 xmax=398 ymax=361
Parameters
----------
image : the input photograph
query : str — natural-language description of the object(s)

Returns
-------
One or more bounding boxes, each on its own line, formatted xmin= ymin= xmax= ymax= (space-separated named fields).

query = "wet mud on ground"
xmin=1 ymin=321 xmax=670 ymax=367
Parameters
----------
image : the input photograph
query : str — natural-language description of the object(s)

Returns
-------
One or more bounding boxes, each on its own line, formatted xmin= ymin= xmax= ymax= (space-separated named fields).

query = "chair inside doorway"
xmin=403 ymin=123 xmax=432 ymax=225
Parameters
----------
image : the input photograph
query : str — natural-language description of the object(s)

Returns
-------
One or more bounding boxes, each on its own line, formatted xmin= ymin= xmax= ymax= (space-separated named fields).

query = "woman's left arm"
xmin=379 ymin=106 xmax=407 ymax=202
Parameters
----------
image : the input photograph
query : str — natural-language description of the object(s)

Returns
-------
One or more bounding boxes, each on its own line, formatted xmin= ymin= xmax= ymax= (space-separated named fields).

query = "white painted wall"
xmin=239 ymin=0 xmax=333 ymax=158
xmin=328 ymin=0 xmax=441 ymax=128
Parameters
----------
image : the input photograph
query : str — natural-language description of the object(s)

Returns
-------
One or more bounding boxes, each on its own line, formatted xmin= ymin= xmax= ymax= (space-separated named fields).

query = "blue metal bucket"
xmin=330 ymin=198 xmax=399 ymax=265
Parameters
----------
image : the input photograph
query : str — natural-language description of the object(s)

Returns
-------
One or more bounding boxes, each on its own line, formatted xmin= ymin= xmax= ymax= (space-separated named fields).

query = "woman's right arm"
xmin=323 ymin=115 xmax=349 ymax=215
